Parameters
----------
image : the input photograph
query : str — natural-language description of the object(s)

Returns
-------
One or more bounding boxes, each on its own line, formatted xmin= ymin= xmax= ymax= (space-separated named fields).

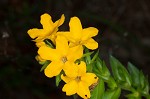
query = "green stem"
xmin=73 ymin=94 xmax=78 ymax=99
xmin=44 ymin=39 xmax=54 ymax=48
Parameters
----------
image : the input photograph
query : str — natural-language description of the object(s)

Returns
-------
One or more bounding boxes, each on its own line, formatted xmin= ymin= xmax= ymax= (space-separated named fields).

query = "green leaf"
xmin=86 ymin=64 xmax=93 ymax=72
xmin=111 ymin=88 xmax=121 ymax=99
xmin=110 ymin=56 xmax=123 ymax=80
xmin=93 ymin=57 xmax=110 ymax=81
xmin=126 ymin=92 xmax=141 ymax=99
xmin=91 ymin=79 xmax=105 ymax=99
xmin=91 ymin=50 xmax=99 ymax=63
xmin=93 ymin=57 xmax=117 ymax=89
xmin=44 ymin=39 xmax=54 ymax=48
xmin=110 ymin=55 xmax=132 ymax=89
xmin=139 ymin=71 xmax=150 ymax=96
xmin=142 ymin=76 xmax=149 ymax=96
xmin=127 ymin=62 xmax=140 ymax=88
xmin=55 ymin=72 xmax=62 ymax=87
xmin=84 ymin=48 xmax=93 ymax=72
xmin=94 ymin=57 xmax=103 ymax=72
xmin=128 ymin=62 xmax=150 ymax=97
xmin=106 ymin=77 xmax=117 ymax=89
xmin=40 ymin=60 xmax=50 ymax=72
xmin=82 ymin=51 xmax=94 ymax=58
xmin=84 ymin=48 xmax=92 ymax=64
xmin=101 ymin=61 xmax=110 ymax=78
xmin=102 ymin=88 xmax=121 ymax=99
xmin=139 ymin=71 xmax=145 ymax=89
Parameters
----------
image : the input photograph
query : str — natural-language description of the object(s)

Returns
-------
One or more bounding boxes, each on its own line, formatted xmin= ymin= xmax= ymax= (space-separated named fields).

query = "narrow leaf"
xmin=55 ymin=72 xmax=63 ymax=87
xmin=106 ymin=77 xmax=117 ymax=89
xmin=91 ymin=50 xmax=99 ymax=62
xmin=142 ymin=76 xmax=150 ymax=96
xmin=91 ymin=79 xmax=105 ymax=99
xmin=128 ymin=62 xmax=140 ymax=87
xmin=102 ymin=88 xmax=121 ymax=99
xmin=44 ymin=39 xmax=54 ymax=48
xmin=82 ymin=51 xmax=94 ymax=58
xmin=126 ymin=92 xmax=141 ymax=99
xmin=40 ymin=60 xmax=50 ymax=72
xmin=110 ymin=55 xmax=123 ymax=81
xmin=139 ymin=71 xmax=145 ymax=89
xmin=84 ymin=48 xmax=92 ymax=64
xmin=84 ymin=48 xmax=93 ymax=72
xmin=110 ymin=55 xmax=132 ymax=89
xmin=93 ymin=57 xmax=110 ymax=80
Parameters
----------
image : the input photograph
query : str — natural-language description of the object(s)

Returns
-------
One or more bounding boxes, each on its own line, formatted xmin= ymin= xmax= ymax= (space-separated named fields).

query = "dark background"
xmin=0 ymin=0 xmax=150 ymax=99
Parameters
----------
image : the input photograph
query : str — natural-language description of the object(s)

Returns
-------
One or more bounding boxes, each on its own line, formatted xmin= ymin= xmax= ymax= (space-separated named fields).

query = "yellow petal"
xmin=67 ymin=45 xmax=83 ymax=62
xmin=81 ymin=73 xmax=98 ymax=86
xmin=54 ymin=14 xmax=65 ymax=27
xmin=84 ymin=38 xmax=98 ymax=50
xmin=69 ymin=17 xmax=82 ymax=40
xmin=47 ymin=33 xmax=57 ymax=44
xmin=77 ymin=82 xmax=90 ymax=99
xmin=35 ymin=41 xmax=45 ymax=48
xmin=68 ymin=42 xmax=77 ymax=47
xmin=78 ymin=61 xmax=86 ymax=76
xmin=63 ymin=61 xmax=78 ymax=78
xmin=44 ymin=61 xmax=63 ymax=78
xmin=40 ymin=13 xmax=53 ymax=31
xmin=38 ymin=46 xmax=60 ymax=61
xmin=56 ymin=31 xmax=69 ymax=37
xmin=27 ymin=28 xmax=43 ymax=39
xmin=61 ymin=74 xmax=73 ymax=83
xmin=35 ymin=55 xmax=45 ymax=62
xmin=62 ymin=80 xmax=78 ymax=95
xmin=56 ymin=35 xmax=69 ymax=55
xmin=82 ymin=27 xmax=99 ymax=41
xmin=57 ymin=32 xmax=76 ymax=43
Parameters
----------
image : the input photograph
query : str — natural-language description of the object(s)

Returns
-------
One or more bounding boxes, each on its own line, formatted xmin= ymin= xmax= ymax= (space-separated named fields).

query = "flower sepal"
xmin=40 ymin=60 xmax=51 ymax=72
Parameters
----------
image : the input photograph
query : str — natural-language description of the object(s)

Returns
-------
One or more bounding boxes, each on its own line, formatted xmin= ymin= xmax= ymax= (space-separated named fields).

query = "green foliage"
xmin=41 ymin=36 xmax=149 ymax=99
xmin=91 ymin=79 xmax=105 ymax=99
xmin=127 ymin=63 xmax=150 ymax=98
xmin=128 ymin=62 xmax=140 ymax=88
xmin=82 ymin=51 xmax=94 ymax=58
xmin=55 ymin=73 xmax=62 ymax=87
xmin=40 ymin=60 xmax=50 ymax=72
xmin=93 ymin=57 xmax=117 ymax=89
xmin=102 ymin=88 xmax=121 ymax=99
xmin=44 ymin=39 xmax=55 ymax=48
xmin=90 ymin=52 xmax=149 ymax=99
xmin=84 ymin=48 xmax=92 ymax=72
xmin=110 ymin=55 xmax=132 ymax=90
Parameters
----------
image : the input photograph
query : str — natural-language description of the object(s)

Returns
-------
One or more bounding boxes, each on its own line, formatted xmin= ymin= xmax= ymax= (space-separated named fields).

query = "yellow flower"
xmin=58 ymin=17 xmax=98 ymax=50
xmin=27 ymin=13 xmax=65 ymax=47
xmin=36 ymin=41 xmax=46 ymax=48
xmin=35 ymin=55 xmax=46 ymax=63
xmin=38 ymin=36 xmax=83 ymax=77
xmin=61 ymin=61 xmax=98 ymax=99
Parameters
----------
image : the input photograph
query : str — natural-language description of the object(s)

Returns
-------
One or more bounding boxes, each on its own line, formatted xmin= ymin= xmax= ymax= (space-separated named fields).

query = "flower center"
xmin=61 ymin=56 xmax=68 ymax=63
xmin=75 ymin=76 xmax=81 ymax=82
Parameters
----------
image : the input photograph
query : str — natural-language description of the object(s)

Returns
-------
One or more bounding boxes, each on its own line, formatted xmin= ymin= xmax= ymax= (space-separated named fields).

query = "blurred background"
xmin=0 ymin=0 xmax=150 ymax=99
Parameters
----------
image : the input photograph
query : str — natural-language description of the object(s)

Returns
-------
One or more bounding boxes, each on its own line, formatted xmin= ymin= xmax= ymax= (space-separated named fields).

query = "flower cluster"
xmin=28 ymin=13 xmax=99 ymax=99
